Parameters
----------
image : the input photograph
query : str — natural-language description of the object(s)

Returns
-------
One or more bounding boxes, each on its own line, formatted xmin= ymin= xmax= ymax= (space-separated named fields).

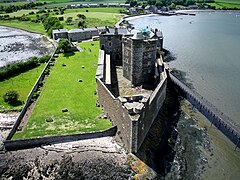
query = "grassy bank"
xmin=0 ymin=64 xmax=45 ymax=112
xmin=13 ymin=41 xmax=111 ymax=139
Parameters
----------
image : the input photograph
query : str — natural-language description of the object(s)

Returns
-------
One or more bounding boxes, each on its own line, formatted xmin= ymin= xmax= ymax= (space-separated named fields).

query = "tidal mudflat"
xmin=0 ymin=26 xmax=54 ymax=67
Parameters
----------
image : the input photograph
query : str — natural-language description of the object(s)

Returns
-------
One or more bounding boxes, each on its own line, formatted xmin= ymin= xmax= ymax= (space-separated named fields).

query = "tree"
xmin=57 ymin=39 xmax=72 ymax=53
xmin=47 ymin=21 xmax=63 ymax=37
xmin=3 ymin=90 xmax=19 ymax=105
xmin=43 ymin=16 xmax=60 ymax=32
xmin=77 ymin=14 xmax=86 ymax=19
xmin=130 ymin=0 xmax=138 ymax=7
xmin=77 ymin=20 xmax=86 ymax=28
xmin=65 ymin=17 xmax=73 ymax=24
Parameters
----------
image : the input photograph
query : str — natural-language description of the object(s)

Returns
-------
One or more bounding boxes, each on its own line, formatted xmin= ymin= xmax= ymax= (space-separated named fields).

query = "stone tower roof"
xmin=131 ymin=31 xmax=144 ymax=40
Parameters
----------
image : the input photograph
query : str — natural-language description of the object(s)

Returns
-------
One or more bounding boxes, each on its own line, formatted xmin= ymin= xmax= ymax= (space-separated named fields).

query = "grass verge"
xmin=13 ymin=41 xmax=111 ymax=139
xmin=0 ymin=64 xmax=45 ymax=112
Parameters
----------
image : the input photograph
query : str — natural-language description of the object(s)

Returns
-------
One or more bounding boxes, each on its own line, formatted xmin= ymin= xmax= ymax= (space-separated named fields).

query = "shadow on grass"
xmin=63 ymin=52 xmax=75 ymax=58
xmin=8 ymin=100 xmax=24 ymax=107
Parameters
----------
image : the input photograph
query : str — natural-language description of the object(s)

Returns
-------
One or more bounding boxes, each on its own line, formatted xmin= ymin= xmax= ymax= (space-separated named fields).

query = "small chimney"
xmin=114 ymin=27 xmax=118 ymax=35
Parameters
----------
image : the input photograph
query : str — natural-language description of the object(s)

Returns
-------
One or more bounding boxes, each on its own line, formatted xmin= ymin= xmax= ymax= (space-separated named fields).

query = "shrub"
xmin=58 ymin=16 xmax=64 ymax=21
xmin=3 ymin=91 xmax=19 ymax=105
xmin=0 ymin=55 xmax=49 ymax=81
xmin=57 ymin=39 xmax=72 ymax=53
xmin=39 ymin=55 xmax=50 ymax=63
xmin=28 ymin=11 xmax=35 ymax=15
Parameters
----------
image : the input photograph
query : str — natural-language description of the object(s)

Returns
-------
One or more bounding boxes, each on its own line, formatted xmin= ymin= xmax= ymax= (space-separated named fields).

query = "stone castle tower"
xmin=122 ymin=29 xmax=163 ymax=86
xmin=99 ymin=27 xmax=163 ymax=86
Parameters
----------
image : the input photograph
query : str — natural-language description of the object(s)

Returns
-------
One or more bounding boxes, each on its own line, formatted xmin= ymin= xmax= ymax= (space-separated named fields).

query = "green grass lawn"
xmin=0 ymin=20 xmax=46 ymax=34
xmin=0 ymin=1 xmax=28 ymax=7
xmin=208 ymin=0 xmax=240 ymax=9
xmin=61 ymin=9 xmax=124 ymax=29
xmin=13 ymin=41 xmax=111 ymax=139
xmin=0 ymin=64 xmax=45 ymax=112
xmin=4 ymin=9 xmax=38 ymax=17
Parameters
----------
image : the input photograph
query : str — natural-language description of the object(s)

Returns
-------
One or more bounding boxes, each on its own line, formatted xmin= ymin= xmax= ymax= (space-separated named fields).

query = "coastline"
xmin=0 ymin=25 xmax=45 ymax=36
xmin=176 ymin=9 xmax=240 ymax=13
xmin=123 ymin=13 xmax=159 ymax=21
xmin=181 ymin=100 xmax=240 ymax=179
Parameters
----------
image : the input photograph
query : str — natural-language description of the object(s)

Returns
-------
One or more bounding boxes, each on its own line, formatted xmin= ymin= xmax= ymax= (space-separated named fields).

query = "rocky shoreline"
xmin=0 ymin=137 xmax=135 ymax=179
xmin=0 ymin=112 xmax=19 ymax=151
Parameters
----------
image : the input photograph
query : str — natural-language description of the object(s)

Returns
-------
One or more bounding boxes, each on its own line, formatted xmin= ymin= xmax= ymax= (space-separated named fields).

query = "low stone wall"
xmin=4 ymin=126 xmax=117 ymax=151
xmin=6 ymin=49 xmax=57 ymax=140
xmin=169 ymin=73 xmax=240 ymax=148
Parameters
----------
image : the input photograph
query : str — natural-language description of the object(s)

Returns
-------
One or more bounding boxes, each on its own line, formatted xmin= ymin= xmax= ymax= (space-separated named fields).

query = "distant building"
xmin=53 ymin=27 xmax=106 ymax=42
xmin=66 ymin=4 xmax=71 ymax=9
xmin=129 ymin=7 xmax=137 ymax=14
xmin=89 ymin=4 xmax=98 ymax=8
xmin=145 ymin=5 xmax=158 ymax=13
xmin=108 ymin=3 xmax=119 ymax=7
xmin=52 ymin=29 xmax=68 ymax=40
xmin=120 ymin=3 xmax=130 ymax=8
xmin=188 ymin=5 xmax=198 ymax=9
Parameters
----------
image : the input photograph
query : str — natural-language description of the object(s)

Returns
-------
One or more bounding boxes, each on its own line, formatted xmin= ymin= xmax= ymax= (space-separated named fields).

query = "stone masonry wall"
xmin=96 ymin=78 xmax=132 ymax=151
xmin=122 ymin=38 xmax=132 ymax=81
xmin=100 ymin=35 xmax=123 ymax=66
xmin=131 ymin=39 xmax=143 ymax=85
xmin=122 ymin=37 xmax=158 ymax=85
xmin=142 ymin=40 xmax=157 ymax=83
xmin=135 ymin=74 xmax=167 ymax=151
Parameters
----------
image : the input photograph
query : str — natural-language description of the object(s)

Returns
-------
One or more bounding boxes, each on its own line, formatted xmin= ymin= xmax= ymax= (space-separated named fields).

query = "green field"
xmin=3 ymin=9 xmax=38 ymax=17
xmin=0 ymin=7 xmax=123 ymax=34
xmin=206 ymin=0 xmax=240 ymax=9
xmin=61 ymin=8 xmax=124 ymax=29
xmin=0 ymin=1 xmax=28 ymax=7
xmin=0 ymin=64 xmax=45 ymax=112
xmin=13 ymin=41 xmax=111 ymax=139
xmin=0 ymin=20 xmax=46 ymax=34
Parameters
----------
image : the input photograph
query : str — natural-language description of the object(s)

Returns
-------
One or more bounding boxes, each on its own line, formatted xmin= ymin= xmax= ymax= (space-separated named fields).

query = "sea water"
xmin=129 ymin=11 xmax=240 ymax=126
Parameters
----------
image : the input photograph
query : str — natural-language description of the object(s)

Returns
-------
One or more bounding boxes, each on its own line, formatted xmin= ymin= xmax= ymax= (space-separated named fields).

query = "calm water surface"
xmin=129 ymin=11 xmax=240 ymax=125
